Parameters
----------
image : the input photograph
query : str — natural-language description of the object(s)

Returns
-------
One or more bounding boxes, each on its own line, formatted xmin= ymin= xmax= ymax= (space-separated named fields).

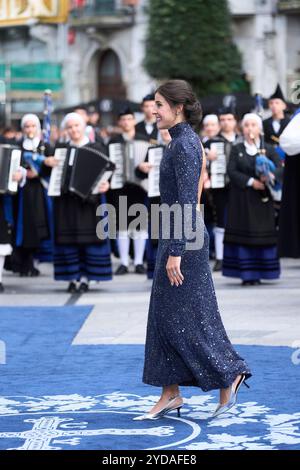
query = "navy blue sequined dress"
xmin=143 ymin=122 xmax=251 ymax=392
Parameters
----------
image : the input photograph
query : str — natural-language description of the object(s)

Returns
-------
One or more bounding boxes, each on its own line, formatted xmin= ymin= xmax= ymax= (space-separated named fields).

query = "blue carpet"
xmin=0 ymin=306 xmax=299 ymax=450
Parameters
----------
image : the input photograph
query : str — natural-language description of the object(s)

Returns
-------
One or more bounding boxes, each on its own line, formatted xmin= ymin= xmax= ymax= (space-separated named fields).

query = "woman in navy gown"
xmin=134 ymin=80 xmax=251 ymax=421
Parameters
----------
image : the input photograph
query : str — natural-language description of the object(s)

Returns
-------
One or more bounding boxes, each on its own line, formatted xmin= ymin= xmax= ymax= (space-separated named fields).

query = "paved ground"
xmin=1 ymin=257 xmax=299 ymax=348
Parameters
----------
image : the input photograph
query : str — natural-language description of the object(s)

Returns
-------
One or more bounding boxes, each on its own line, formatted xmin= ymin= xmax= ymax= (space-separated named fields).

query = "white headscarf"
xmin=21 ymin=113 xmax=42 ymax=151
xmin=203 ymin=114 xmax=219 ymax=125
xmin=21 ymin=113 xmax=41 ymax=132
xmin=242 ymin=113 xmax=263 ymax=130
xmin=61 ymin=112 xmax=86 ymax=130
xmin=242 ymin=113 xmax=262 ymax=155
xmin=61 ymin=112 xmax=89 ymax=147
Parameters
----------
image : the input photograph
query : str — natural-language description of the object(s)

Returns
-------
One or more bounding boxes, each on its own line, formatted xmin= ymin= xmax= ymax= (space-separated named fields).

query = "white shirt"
xmin=22 ymin=136 xmax=41 ymax=151
xmin=272 ymin=120 xmax=281 ymax=134
xmin=70 ymin=136 xmax=89 ymax=148
xmin=244 ymin=139 xmax=260 ymax=156
xmin=145 ymin=121 xmax=154 ymax=135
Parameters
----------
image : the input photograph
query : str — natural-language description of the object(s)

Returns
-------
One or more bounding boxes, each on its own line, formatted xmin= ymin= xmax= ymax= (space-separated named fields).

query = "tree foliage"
xmin=144 ymin=0 xmax=242 ymax=96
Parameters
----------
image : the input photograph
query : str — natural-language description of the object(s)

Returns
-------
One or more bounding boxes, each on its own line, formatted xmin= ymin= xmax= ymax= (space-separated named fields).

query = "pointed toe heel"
xmin=211 ymin=373 xmax=250 ymax=419
xmin=133 ymin=396 xmax=183 ymax=421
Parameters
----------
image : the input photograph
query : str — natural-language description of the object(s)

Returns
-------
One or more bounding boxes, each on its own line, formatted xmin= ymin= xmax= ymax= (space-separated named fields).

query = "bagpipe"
xmin=253 ymin=94 xmax=282 ymax=202
xmin=255 ymin=154 xmax=282 ymax=202
xmin=22 ymin=151 xmax=45 ymax=175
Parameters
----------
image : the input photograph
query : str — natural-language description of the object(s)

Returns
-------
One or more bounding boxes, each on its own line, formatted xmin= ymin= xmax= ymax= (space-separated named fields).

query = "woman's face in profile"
xmin=154 ymin=92 xmax=178 ymax=130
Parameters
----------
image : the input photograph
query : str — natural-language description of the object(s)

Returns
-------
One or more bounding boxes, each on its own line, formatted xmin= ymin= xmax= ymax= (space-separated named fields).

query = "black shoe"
xmin=78 ymin=282 xmax=89 ymax=293
xmin=0 ymin=283 xmax=4 ymax=293
xmin=115 ymin=265 xmax=129 ymax=275
xmin=213 ymin=260 xmax=223 ymax=272
xmin=67 ymin=281 xmax=77 ymax=293
xmin=29 ymin=268 xmax=40 ymax=277
xmin=19 ymin=271 xmax=29 ymax=277
xmin=135 ymin=264 xmax=146 ymax=274
xmin=242 ymin=280 xmax=260 ymax=286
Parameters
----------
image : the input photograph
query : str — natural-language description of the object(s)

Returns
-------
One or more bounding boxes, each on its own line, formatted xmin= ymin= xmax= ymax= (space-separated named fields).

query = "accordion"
xmin=0 ymin=144 xmax=22 ymax=194
xmin=48 ymin=144 xmax=115 ymax=199
xmin=108 ymin=140 xmax=150 ymax=190
xmin=147 ymin=145 xmax=164 ymax=197
xmin=208 ymin=139 xmax=226 ymax=189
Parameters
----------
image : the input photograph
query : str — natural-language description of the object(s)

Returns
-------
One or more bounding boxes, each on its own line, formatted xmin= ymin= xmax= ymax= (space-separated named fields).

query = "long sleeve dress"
xmin=143 ymin=122 xmax=251 ymax=391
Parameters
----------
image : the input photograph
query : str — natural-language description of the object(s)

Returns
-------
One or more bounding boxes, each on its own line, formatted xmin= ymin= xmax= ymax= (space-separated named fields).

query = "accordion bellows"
xmin=48 ymin=144 xmax=115 ymax=199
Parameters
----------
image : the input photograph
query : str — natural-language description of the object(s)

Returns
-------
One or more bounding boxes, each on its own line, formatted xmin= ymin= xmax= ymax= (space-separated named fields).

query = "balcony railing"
xmin=69 ymin=0 xmax=137 ymax=28
xmin=228 ymin=0 xmax=256 ymax=16
xmin=278 ymin=0 xmax=300 ymax=12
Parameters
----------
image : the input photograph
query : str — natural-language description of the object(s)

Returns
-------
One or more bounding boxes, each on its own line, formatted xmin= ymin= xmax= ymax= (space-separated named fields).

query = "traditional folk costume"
xmin=135 ymin=139 xmax=168 ymax=280
xmin=14 ymin=114 xmax=52 ymax=276
xmin=223 ymin=117 xmax=282 ymax=283
xmin=0 ymin=135 xmax=26 ymax=290
xmin=52 ymin=116 xmax=112 ymax=291
xmin=107 ymin=109 xmax=150 ymax=275
xmin=263 ymin=85 xmax=290 ymax=148
xmin=263 ymin=85 xmax=289 ymax=228
xmin=204 ymin=107 xmax=239 ymax=271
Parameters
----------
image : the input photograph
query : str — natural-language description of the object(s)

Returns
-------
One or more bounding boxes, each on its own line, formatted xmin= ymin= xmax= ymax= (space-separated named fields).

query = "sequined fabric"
xmin=142 ymin=122 xmax=251 ymax=391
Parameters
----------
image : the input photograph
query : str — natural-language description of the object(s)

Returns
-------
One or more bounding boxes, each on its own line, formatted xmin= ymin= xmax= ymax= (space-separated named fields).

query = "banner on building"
xmin=0 ymin=0 xmax=69 ymax=26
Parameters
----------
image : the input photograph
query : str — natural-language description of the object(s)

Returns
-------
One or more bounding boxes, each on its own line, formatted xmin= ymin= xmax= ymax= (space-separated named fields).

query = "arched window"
xmin=98 ymin=49 xmax=126 ymax=99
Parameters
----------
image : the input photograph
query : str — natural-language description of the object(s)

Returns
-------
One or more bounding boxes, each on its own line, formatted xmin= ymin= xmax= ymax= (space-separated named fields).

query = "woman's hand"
xmin=166 ymin=255 xmax=184 ymax=287
xmin=252 ymin=179 xmax=265 ymax=190
xmin=98 ymin=181 xmax=110 ymax=193
xmin=206 ymin=148 xmax=217 ymax=161
xmin=12 ymin=170 xmax=23 ymax=182
xmin=26 ymin=169 xmax=38 ymax=179
xmin=44 ymin=156 xmax=58 ymax=168
xmin=259 ymin=174 xmax=268 ymax=183
xmin=138 ymin=162 xmax=153 ymax=174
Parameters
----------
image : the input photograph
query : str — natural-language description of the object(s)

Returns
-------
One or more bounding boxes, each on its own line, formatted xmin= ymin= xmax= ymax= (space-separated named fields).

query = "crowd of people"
xmin=0 ymin=85 xmax=299 ymax=293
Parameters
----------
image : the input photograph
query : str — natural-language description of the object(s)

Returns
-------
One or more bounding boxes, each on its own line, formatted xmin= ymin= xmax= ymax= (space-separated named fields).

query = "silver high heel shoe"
xmin=211 ymin=374 xmax=249 ymax=419
xmin=133 ymin=395 xmax=183 ymax=421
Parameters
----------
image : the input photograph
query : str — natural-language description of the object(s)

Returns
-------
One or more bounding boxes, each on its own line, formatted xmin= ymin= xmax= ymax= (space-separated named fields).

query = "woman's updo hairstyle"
xmin=155 ymin=79 xmax=202 ymax=129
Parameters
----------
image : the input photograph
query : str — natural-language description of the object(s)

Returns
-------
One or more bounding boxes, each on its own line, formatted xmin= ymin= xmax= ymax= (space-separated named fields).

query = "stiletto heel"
xmin=211 ymin=373 xmax=249 ymax=419
xmin=133 ymin=396 xmax=183 ymax=421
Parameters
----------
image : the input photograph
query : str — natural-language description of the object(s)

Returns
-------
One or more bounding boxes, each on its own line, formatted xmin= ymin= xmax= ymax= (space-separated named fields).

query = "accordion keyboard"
xmin=48 ymin=147 xmax=68 ymax=196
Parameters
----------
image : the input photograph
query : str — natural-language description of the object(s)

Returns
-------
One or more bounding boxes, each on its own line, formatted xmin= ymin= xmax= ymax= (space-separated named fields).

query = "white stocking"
xmin=132 ymin=230 xmax=148 ymax=266
xmin=214 ymin=227 xmax=225 ymax=261
xmin=117 ymin=231 xmax=130 ymax=267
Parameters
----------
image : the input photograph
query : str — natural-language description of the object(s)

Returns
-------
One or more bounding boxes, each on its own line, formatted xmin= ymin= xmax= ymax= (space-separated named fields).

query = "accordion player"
xmin=48 ymin=144 xmax=115 ymax=199
xmin=0 ymin=144 xmax=22 ymax=194
xmin=108 ymin=140 xmax=150 ymax=190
